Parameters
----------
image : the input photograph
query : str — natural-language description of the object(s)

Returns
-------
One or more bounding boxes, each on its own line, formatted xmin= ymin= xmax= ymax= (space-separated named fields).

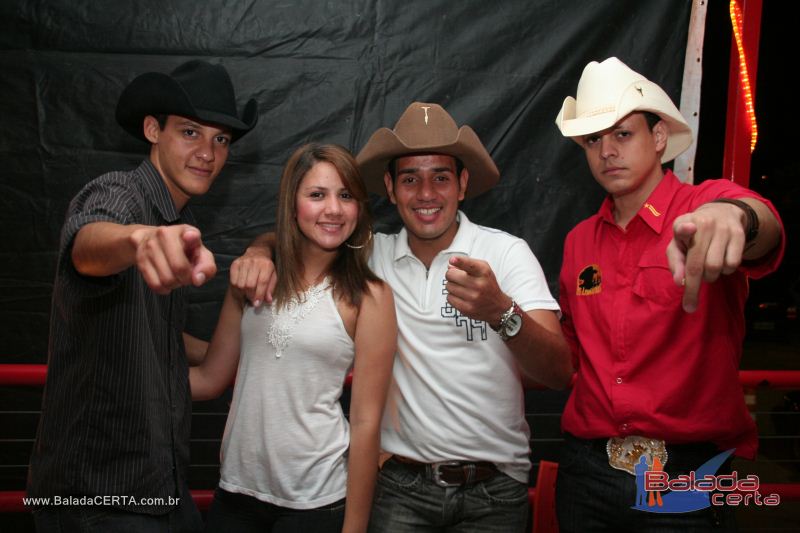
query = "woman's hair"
xmin=273 ymin=143 xmax=378 ymax=309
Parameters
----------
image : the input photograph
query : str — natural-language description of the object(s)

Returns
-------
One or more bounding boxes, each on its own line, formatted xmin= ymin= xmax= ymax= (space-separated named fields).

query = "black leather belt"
xmin=392 ymin=455 xmax=498 ymax=487
xmin=569 ymin=434 xmax=715 ymax=454
xmin=565 ymin=433 xmax=724 ymax=471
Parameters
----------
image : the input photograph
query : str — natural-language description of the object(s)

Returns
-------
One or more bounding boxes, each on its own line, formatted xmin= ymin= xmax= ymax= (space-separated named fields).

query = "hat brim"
xmin=356 ymin=125 xmax=499 ymax=198
xmin=115 ymin=72 xmax=258 ymax=143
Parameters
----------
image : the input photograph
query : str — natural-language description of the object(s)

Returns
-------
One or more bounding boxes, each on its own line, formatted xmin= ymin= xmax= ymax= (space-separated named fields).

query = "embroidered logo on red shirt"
xmin=643 ymin=202 xmax=662 ymax=217
xmin=577 ymin=264 xmax=602 ymax=295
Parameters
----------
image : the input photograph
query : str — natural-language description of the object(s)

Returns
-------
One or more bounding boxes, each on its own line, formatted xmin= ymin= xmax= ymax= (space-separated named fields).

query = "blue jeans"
xmin=204 ymin=487 xmax=345 ymax=533
xmin=368 ymin=457 xmax=530 ymax=533
xmin=556 ymin=433 xmax=737 ymax=532
xmin=32 ymin=484 xmax=202 ymax=533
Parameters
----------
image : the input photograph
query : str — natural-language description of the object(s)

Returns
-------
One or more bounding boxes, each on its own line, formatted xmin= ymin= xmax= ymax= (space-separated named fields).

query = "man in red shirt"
xmin=553 ymin=57 xmax=784 ymax=531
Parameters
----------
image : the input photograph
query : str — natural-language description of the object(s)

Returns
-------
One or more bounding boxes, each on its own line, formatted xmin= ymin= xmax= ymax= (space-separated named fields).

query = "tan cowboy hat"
xmin=555 ymin=57 xmax=692 ymax=163
xmin=356 ymin=102 xmax=499 ymax=198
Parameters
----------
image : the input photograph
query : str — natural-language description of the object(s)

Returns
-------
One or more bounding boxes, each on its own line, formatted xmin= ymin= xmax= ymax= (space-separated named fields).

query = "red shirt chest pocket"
xmin=632 ymin=249 xmax=683 ymax=307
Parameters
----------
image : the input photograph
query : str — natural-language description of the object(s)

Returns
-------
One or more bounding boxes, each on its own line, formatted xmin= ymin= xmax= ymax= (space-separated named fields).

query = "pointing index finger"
xmin=181 ymin=226 xmax=203 ymax=251
xmin=681 ymin=227 xmax=708 ymax=314
xmin=449 ymin=255 xmax=479 ymax=275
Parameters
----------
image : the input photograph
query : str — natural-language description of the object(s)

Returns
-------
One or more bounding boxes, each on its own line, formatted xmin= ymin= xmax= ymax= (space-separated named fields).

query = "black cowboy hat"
xmin=115 ymin=59 xmax=258 ymax=143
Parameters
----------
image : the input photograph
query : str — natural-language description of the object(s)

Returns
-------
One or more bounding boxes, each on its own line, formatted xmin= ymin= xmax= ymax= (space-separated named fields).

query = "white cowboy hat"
xmin=555 ymin=57 xmax=693 ymax=163
xmin=356 ymin=102 xmax=499 ymax=198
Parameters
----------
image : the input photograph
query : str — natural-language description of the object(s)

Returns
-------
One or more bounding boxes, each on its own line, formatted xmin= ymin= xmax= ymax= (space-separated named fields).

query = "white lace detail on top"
xmin=267 ymin=279 xmax=328 ymax=358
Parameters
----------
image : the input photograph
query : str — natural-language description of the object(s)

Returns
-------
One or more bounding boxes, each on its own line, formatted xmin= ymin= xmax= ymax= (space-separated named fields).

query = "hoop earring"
xmin=345 ymin=231 xmax=373 ymax=249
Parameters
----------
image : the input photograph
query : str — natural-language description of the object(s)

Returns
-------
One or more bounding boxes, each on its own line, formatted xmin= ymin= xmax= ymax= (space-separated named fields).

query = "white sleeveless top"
xmin=218 ymin=280 xmax=355 ymax=508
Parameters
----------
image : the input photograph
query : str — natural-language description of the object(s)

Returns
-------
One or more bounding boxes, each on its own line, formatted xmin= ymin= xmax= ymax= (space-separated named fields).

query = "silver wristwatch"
xmin=490 ymin=301 xmax=523 ymax=341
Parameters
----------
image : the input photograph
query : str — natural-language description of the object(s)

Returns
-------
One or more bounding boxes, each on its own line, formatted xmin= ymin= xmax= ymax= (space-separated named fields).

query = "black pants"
xmin=204 ymin=487 xmax=345 ymax=533
xmin=556 ymin=434 xmax=737 ymax=532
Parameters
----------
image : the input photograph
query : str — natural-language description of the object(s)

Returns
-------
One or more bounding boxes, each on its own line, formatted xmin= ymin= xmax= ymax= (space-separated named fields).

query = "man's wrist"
xmin=709 ymin=198 xmax=759 ymax=244
xmin=491 ymin=300 xmax=524 ymax=341
xmin=244 ymin=244 xmax=272 ymax=258
xmin=489 ymin=296 xmax=514 ymax=330
xmin=128 ymin=225 xmax=153 ymax=247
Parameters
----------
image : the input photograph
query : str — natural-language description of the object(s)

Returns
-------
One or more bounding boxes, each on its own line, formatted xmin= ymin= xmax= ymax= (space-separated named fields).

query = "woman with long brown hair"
xmin=191 ymin=143 xmax=396 ymax=533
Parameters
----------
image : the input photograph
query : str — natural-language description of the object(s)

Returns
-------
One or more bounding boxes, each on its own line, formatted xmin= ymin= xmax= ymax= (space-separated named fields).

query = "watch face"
xmin=505 ymin=313 xmax=523 ymax=337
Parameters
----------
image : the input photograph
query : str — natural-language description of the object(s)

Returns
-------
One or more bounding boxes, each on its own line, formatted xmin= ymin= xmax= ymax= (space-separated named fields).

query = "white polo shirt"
xmin=370 ymin=211 xmax=559 ymax=483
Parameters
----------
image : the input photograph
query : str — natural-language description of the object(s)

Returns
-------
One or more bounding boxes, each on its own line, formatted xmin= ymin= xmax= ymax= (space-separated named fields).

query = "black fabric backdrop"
xmin=0 ymin=1 xmax=691 ymax=360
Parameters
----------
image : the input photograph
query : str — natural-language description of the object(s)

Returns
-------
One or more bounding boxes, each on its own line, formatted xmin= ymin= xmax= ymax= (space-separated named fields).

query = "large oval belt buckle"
xmin=606 ymin=436 xmax=668 ymax=475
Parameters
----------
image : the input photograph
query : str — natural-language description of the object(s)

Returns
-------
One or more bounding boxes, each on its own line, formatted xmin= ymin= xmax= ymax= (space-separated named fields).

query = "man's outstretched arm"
xmin=72 ymin=222 xmax=216 ymax=294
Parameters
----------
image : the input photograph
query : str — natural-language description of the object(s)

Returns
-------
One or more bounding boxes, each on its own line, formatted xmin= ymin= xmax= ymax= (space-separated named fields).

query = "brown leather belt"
xmin=392 ymin=455 xmax=498 ymax=487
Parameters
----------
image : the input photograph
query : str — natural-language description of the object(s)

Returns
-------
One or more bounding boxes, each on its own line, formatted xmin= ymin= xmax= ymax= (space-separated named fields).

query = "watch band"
xmin=500 ymin=302 xmax=524 ymax=341
xmin=490 ymin=302 xmax=516 ymax=333
xmin=491 ymin=301 xmax=523 ymax=341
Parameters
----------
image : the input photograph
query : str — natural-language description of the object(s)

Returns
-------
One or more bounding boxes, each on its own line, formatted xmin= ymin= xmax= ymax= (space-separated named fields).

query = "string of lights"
xmin=730 ymin=0 xmax=758 ymax=152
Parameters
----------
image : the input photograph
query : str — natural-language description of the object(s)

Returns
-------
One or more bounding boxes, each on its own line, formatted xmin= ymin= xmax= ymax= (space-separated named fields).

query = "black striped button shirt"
xmin=28 ymin=160 xmax=194 ymax=514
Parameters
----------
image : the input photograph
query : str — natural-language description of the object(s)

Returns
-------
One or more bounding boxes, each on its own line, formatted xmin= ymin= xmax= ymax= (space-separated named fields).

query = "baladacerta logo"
xmin=632 ymin=449 xmax=780 ymax=512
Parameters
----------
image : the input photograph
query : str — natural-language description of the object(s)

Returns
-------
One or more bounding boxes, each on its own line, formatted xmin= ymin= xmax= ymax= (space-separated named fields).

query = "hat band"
xmin=579 ymin=105 xmax=615 ymax=119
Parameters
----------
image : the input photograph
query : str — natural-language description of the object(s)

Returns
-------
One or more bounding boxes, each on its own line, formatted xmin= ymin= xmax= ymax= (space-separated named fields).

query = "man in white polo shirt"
xmin=233 ymin=102 xmax=572 ymax=532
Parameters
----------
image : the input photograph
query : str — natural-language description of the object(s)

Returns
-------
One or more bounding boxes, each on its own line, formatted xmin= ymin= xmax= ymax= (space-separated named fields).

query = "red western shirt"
xmin=559 ymin=170 xmax=784 ymax=459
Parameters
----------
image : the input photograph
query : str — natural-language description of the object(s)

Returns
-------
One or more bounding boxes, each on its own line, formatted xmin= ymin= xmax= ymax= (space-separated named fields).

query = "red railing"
xmin=3 ymin=364 xmax=800 ymax=390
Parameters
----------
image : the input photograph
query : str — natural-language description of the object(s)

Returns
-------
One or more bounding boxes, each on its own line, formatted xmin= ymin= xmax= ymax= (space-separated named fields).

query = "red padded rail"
xmin=2 ymin=365 xmax=800 ymax=389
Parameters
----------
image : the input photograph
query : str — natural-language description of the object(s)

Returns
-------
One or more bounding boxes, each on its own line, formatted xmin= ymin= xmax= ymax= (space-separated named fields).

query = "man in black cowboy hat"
xmin=233 ymin=102 xmax=572 ymax=532
xmin=27 ymin=59 xmax=257 ymax=532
